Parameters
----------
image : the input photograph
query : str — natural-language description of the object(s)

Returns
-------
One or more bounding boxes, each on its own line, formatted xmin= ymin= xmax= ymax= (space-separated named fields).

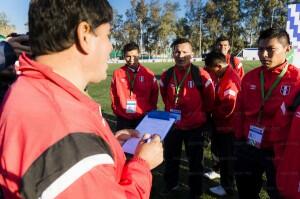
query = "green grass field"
xmin=88 ymin=60 xmax=269 ymax=199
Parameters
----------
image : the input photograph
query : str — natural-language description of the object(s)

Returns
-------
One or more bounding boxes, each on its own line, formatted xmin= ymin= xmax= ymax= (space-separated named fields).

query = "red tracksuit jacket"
xmin=0 ymin=54 xmax=152 ymax=199
xmin=226 ymin=54 xmax=244 ymax=79
xmin=110 ymin=64 xmax=158 ymax=120
xmin=160 ymin=64 xmax=215 ymax=130
xmin=212 ymin=66 xmax=241 ymax=134
xmin=276 ymin=105 xmax=300 ymax=199
xmin=235 ymin=62 xmax=300 ymax=149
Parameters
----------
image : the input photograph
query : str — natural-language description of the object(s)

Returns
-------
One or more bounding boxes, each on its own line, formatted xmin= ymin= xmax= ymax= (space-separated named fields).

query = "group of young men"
xmin=0 ymin=0 xmax=300 ymax=199
xmin=110 ymin=29 xmax=300 ymax=199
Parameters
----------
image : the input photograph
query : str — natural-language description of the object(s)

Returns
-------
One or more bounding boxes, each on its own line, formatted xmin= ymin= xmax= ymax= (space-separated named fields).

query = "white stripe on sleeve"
xmin=224 ymin=89 xmax=236 ymax=97
xmin=159 ymin=79 xmax=164 ymax=87
xmin=39 ymin=154 xmax=114 ymax=199
xmin=205 ymin=79 xmax=212 ymax=88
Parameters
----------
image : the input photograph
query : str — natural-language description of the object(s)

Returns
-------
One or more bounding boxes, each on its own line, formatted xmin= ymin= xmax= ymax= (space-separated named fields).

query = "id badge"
xmin=126 ymin=100 xmax=137 ymax=113
xmin=247 ymin=125 xmax=265 ymax=148
xmin=170 ymin=109 xmax=181 ymax=122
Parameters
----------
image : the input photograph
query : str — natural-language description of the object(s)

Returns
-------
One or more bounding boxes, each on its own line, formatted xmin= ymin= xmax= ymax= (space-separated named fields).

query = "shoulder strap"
xmin=190 ymin=64 xmax=202 ymax=94
xmin=289 ymin=91 xmax=300 ymax=111
xmin=164 ymin=66 xmax=174 ymax=88
xmin=230 ymin=55 xmax=236 ymax=69
xmin=164 ymin=65 xmax=202 ymax=95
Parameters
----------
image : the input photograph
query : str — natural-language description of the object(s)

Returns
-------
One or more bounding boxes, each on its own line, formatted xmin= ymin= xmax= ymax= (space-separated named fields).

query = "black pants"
xmin=163 ymin=127 xmax=204 ymax=195
xmin=116 ymin=116 xmax=142 ymax=131
xmin=234 ymin=142 xmax=281 ymax=199
xmin=211 ymin=132 xmax=235 ymax=193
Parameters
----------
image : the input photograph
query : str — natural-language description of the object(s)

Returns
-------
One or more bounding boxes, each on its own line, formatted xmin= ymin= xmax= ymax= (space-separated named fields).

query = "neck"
xmin=265 ymin=60 xmax=287 ymax=71
xmin=35 ymin=47 xmax=87 ymax=92
xmin=127 ymin=64 xmax=139 ymax=69
xmin=176 ymin=63 xmax=191 ymax=70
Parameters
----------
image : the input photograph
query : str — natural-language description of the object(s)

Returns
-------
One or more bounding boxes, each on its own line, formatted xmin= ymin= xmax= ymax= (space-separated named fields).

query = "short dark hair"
xmin=205 ymin=51 xmax=226 ymax=68
xmin=258 ymin=28 xmax=291 ymax=46
xmin=29 ymin=0 xmax=113 ymax=56
xmin=216 ymin=35 xmax=230 ymax=44
xmin=123 ymin=42 xmax=140 ymax=55
xmin=171 ymin=38 xmax=192 ymax=50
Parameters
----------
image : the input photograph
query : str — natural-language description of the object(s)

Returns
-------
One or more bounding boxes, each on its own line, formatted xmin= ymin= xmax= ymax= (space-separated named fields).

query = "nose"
xmin=129 ymin=56 xmax=135 ymax=62
xmin=178 ymin=52 xmax=185 ymax=58
xmin=262 ymin=49 xmax=268 ymax=58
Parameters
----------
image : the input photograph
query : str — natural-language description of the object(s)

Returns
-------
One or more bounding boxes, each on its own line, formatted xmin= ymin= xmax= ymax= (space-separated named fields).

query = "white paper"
xmin=122 ymin=115 xmax=175 ymax=154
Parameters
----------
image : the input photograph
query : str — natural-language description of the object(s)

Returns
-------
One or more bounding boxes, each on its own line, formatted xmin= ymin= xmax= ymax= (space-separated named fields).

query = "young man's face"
xmin=173 ymin=42 xmax=193 ymax=68
xmin=205 ymin=63 xmax=226 ymax=78
xmin=258 ymin=37 xmax=290 ymax=69
xmin=218 ymin=40 xmax=230 ymax=55
xmin=86 ymin=23 xmax=112 ymax=83
xmin=124 ymin=49 xmax=139 ymax=68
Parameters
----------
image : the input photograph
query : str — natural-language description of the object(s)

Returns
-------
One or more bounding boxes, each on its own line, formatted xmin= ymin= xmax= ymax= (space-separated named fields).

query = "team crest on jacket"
xmin=139 ymin=76 xmax=144 ymax=82
xmin=280 ymin=85 xmax=291 ymax=96
xmin=249 ymin=84 xmax=256 ymax=90
xmin=188 ymin=81 xmax=194 ymax=88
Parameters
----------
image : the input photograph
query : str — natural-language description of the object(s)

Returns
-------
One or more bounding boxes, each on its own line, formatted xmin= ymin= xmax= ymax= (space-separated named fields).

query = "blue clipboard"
xmin=122 ymin=110 xmax=176 ymax=154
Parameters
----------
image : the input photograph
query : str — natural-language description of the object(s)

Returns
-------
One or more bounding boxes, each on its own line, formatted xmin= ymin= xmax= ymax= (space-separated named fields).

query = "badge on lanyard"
xmin=126 ymin=100 xmax=137 ymax=113
xmin=248 ymin=64 xmax=288 ymax=148
xmin=247 ymin=125 xmax=265 ymax=148
xmin=170 ymin=109 xmax=181 ymax=122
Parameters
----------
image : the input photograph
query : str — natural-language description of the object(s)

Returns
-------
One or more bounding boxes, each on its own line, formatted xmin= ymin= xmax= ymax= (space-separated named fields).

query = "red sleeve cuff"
xmin=130 ymin=156 xmax=151 ymax=170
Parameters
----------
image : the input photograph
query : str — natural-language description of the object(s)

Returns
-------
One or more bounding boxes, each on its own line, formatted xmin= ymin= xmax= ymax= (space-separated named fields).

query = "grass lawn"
xmin=88 ymin=60 xmax=269 ymax=199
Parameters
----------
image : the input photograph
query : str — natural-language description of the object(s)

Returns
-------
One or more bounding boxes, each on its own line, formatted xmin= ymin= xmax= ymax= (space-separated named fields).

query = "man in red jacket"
xmin=160 ymin=38 xmax=215 ymax=199
xmin=110 ymin=42 xmax=158 ymax=130
xmin=234 ymin=27 xmax=300 ymax=199
xmin=0 ymin=0 xmax=163 ymax=198
xmin=204 ymin=51 xmax=241 ymax=196
xmin=216 ymin=36 xmax=244 ymax=79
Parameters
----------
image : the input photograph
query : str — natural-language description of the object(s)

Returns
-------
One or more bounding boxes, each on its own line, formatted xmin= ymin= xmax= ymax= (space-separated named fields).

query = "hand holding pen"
xmin=134 ymin=133 xmax=163 ymax=170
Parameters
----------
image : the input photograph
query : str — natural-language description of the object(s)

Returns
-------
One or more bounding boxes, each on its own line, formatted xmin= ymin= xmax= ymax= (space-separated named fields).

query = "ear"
xmin=190 ymin=52 xmax=194 ymax=58
xmin=215 ymin=63 xmax=223 ymax=69
xmin=76 ymin=21 xmax=93 ymax=54
xmin=285 ymin=44 xmax=291 ymax=53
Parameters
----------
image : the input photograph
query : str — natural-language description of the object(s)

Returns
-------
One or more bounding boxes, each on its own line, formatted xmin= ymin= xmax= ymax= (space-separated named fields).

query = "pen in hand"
xmin=143 ymin=137 xmax=152 ymax=143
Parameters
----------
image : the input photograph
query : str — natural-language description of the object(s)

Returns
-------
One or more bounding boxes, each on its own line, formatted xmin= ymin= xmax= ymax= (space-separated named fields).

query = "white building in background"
xmin=236 ymin=48 xmax=259 ymax=61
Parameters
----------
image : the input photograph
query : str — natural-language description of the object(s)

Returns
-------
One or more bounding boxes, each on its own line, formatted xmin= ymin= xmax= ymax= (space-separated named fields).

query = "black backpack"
xmin=163 ymin=64 xmax=202 ymax=95
xmin=162 ymin=64 xmax=213 ymax=141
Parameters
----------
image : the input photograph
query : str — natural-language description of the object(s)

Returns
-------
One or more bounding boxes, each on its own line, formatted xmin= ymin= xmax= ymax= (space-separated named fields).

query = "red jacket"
xmin=235 ymin=62 xmax=300 ymax=149
xmin=276 ymin=105 xmax=300 ymax=199
xmin=226 ymin=54 xmax=244 ymax=79
xmin=0 ymin=54 xmax=152 ymax=199
xmin=110 ymin=64 xmax=158 ymax=120
xmin=160 ymin=65 xmax=215 ymax=130
xmin=212 ymin=66 xmax=241 ymax=134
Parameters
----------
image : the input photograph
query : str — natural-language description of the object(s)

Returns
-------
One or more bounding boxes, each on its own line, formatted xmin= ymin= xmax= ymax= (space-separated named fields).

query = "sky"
xmin=0 ymin=0 xmax=186 ymax=34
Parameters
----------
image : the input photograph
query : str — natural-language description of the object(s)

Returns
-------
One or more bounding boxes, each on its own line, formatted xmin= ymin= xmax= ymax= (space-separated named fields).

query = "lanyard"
xmin=257 ymin=63 xmax=288 ymax=123
xmin=126 ymin=68 xmax=138 ymax=96
xmin=173 ymin=66 xmax=191 ymax=105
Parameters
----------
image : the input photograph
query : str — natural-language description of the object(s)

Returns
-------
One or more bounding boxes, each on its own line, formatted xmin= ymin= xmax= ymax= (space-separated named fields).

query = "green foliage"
xmin=0 ymin=12 xmax=15 ymax=36
xmin=111 ymin=0 xmax=290 ymax=58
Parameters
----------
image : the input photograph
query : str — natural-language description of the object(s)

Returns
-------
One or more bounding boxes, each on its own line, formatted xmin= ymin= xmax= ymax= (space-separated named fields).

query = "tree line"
xmin=0 ymin=12 xmax=15 ymax=36
xmin=111 ymin=0 xmax=300 ymax=58
xmin=1 ymin=0 xmax=300 ymax=58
